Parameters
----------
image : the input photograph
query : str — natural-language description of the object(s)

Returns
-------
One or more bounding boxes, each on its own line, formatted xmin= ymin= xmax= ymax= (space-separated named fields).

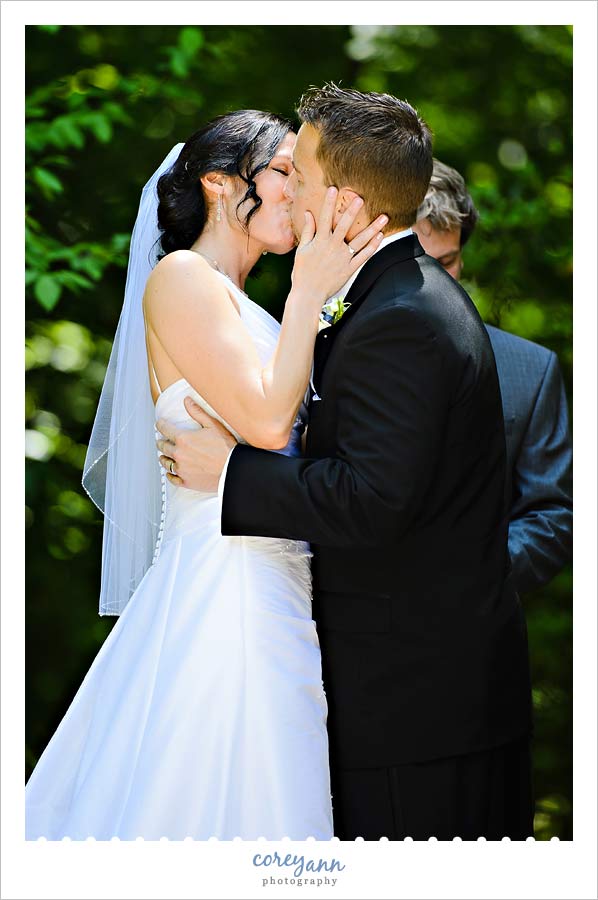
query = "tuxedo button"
xmin=323 ymin=333 xmax=328 ymax=338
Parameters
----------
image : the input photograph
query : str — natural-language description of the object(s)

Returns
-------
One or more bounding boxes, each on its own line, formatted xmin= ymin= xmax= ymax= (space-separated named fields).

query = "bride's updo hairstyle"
xmin=157 ymin=109 xmax=292 ymax=257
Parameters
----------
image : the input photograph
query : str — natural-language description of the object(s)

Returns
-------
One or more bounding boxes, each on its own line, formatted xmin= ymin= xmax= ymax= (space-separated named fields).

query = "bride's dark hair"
xmin=156 ymin=109 xmax=293 ymax=257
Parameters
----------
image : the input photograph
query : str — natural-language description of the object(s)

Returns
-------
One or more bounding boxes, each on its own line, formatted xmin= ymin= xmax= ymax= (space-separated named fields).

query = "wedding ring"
xmin=347 ymin=244 xmax=356 ymax=255
xmin=169 ymin=460 xmax=177 ymax=476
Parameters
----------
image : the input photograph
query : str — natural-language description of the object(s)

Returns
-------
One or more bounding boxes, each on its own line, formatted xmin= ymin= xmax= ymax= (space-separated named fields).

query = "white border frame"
xmin=3 ymin=3 xmax=596 ymax=898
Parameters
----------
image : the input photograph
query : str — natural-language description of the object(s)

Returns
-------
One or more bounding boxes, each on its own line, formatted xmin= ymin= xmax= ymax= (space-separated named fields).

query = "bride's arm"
xmin=145 ymin=190 xmax=386 ymax=450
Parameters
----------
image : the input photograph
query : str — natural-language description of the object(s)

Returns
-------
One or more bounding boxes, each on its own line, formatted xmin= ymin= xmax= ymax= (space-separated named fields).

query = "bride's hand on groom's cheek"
xmin=155 ymin=398 xmax=237 ymax=493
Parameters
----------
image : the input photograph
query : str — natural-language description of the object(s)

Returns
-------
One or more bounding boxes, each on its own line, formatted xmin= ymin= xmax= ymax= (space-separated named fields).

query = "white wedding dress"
xmin=26 ymin=275 xmax=333 ymax=841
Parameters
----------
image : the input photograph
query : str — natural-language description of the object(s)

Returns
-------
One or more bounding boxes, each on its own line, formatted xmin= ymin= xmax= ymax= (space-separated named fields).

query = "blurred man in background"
xmin=414 ymin=160 xmax=572 ymax=595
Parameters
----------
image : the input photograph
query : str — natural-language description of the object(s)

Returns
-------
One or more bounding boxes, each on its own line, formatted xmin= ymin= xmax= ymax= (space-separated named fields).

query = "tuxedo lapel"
xmin=313 ymin=233 xmax=425 ymax=393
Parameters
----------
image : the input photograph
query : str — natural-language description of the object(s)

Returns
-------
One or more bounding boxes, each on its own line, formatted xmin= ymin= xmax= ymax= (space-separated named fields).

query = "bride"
xmin=25 ymin=109 xmax=386 ymax=840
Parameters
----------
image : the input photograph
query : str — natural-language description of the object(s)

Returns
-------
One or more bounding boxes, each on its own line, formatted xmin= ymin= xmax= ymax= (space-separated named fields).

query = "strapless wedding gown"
xmin=25 ymin=275 xmax=333 ymax=841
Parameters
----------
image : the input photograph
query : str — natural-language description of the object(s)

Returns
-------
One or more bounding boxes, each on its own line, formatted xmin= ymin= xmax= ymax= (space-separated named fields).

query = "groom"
xmin=157 ymin=85 xmax=534 ymax=840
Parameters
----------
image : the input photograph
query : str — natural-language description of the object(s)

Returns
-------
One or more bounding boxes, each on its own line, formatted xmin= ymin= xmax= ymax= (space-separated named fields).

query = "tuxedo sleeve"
xmin=221 ymin=306 xmax=449 ymax=547
xmin=507 ymin=352 xmax=573 ymax=593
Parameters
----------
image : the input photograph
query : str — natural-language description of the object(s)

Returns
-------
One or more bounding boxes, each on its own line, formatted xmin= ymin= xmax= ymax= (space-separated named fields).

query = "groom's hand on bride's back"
xmin=156 ymin=397 xmax=237 ymax=492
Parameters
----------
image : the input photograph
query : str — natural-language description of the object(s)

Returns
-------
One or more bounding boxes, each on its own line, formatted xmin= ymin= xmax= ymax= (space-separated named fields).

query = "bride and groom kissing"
xmin=26 ymin=83 xmax=534 ymax=841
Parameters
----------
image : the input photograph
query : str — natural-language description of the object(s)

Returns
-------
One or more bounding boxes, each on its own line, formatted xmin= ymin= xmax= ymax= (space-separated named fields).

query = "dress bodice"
xmin=149 ymin=273 xmax=309 ymax=556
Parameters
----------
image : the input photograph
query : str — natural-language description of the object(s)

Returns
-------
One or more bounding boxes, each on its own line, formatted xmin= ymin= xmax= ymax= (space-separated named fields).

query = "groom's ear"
xmin=333 ymin=188 xmax=361 ymax=226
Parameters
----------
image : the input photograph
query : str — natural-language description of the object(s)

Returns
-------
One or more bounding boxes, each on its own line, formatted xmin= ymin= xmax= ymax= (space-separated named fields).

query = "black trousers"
xmin=330 ymin=736 xmax=534 ymax=840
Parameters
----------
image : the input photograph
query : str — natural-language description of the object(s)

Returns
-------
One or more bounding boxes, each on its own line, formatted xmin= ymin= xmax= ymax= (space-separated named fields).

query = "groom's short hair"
xmin=297 ymin=83 xmax=433 ymax=230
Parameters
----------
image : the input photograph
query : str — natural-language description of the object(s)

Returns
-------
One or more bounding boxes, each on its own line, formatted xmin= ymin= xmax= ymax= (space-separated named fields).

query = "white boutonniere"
xmin=319 ymin=296 xmax=351 ymax=330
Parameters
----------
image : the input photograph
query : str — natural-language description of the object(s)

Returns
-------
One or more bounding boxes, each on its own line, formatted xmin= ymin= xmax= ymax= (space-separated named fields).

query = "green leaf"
xmin=40 ymin=154 xmax=70 ymax=168
xmin=103 ymin=101 xmax=133 ymax=126
xmin=88 ymin=64 xmax=119 ymax=90
xmin=179 ymin=27 xmax=204 ymax=56
xmin=57 ymin=270 xmax=95 ymax=292
xmin=111 ymin=233 xmax=132 ymax=253
xmin=32 ymin=166 xmax=64 ymax=197
xmin=72 ymin=256 xmax=103 ymax=279
xmin=88 ymin=114 xmax=112 ymax=143
xmin=34 ymin=275 xmax=62 ymax=310
xmin=26 ymin=123 xmax=50 ymax=153
xmin=50 ymin=117 xmax=85 ymax=150
xmin=25 ymin=106 xmax=46 ymax=119
xmin=170 ymin=51 xmax=189 ymax=79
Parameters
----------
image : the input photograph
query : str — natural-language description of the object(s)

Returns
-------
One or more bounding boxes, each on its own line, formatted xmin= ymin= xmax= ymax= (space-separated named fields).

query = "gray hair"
xmin=416 ymin=158 xmax=479 ymax=246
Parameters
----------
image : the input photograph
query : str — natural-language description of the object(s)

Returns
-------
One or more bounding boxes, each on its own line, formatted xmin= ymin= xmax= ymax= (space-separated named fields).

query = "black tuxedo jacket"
xmin=222 ymin=235 xmax=533 ymax=769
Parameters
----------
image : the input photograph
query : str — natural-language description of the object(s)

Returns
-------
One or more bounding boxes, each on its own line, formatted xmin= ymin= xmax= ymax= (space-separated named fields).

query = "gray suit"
xmin=486 ymin=325 xmax=572 ymax=594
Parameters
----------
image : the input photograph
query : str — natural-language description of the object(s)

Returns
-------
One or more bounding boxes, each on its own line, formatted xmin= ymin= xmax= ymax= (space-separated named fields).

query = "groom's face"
xmin=284 ymin=124 xmax=334 ymax=240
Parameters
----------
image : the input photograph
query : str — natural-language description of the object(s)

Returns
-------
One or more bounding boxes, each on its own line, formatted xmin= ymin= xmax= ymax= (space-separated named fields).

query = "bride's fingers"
xmin=297 ymin=211 xmax=316 ymax=249
xmin=348 ymin=231 xmax=385 ymax=270
xmin=347 ymin=214 xmax=389 ymax=254
xmin=329 ymin=195 xmax=365 ymax=245
xmin=315 ymin=186 xmax=339 ymax=237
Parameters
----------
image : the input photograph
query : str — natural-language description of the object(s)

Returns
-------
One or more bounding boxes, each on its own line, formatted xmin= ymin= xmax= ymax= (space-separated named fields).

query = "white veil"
xmin=82 ymin=143 xmax=184 ymax=616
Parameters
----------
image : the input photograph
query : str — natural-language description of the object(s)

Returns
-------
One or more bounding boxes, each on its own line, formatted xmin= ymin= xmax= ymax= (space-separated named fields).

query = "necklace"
xmin=190 ymin=248 xmax=246 ymax=293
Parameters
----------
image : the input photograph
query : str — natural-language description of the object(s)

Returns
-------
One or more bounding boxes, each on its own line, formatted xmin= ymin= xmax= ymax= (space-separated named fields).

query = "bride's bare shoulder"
xmin=149 ymin=248 xmax=212 ymax=281
xmin=145 ymin=250 xmax=227 ymax=310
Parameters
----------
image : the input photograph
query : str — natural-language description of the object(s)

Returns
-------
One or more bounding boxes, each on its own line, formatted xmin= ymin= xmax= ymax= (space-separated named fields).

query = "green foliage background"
xmin=25 ymin=25 xmax=572 ymax=839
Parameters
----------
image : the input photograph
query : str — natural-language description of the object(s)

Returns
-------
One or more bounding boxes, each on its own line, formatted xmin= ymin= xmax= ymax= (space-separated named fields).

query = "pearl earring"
xmin=217 ymin=195 xmax=222 ymax=223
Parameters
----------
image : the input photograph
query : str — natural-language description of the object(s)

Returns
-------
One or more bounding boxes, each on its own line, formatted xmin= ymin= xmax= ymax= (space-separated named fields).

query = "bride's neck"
xmin=190 ymin=226 xmax=262 ymax=291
